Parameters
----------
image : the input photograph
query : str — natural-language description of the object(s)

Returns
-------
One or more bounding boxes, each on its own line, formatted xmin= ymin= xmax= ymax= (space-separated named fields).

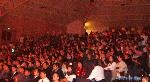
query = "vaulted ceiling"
xmin=0 ymin=0 xmax=150 ymax=34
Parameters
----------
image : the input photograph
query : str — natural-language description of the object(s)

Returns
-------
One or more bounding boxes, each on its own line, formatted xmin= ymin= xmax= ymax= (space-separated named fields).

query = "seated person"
xmin=52 ymin=73 xmax=60 ymax=82
xmin=50 ymin=63 xmax=65 ymax=81
xmin=38 ymin=70 xmax=50 ymax=82
xmin=87 ymin=59 xmax=105 ymax=82
xmin=116 ymin=55 xmax=128 ymax=77
xmin=65 ymin=66 xmax=76 ymax=82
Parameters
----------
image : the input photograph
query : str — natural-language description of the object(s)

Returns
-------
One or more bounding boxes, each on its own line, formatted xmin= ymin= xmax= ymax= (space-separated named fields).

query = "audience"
xmin=0 ymin=27 xmax=149 ymax=82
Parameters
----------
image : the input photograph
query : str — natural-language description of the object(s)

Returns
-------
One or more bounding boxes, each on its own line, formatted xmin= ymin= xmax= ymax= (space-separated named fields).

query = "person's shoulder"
xmin=45 ymin=78 xmax=50 ymax=82
xmin=38 ymin=79 xmax=42 ymax=82
xmin=95 ymin=66 xmax=103 ymax=69
xmin=45 ymin=77 xmax=50 ymax=80
xmin=112 ymin=62 xmax=117 ymax=64
xmin=121 ymin=60 xmax=126 ymax=64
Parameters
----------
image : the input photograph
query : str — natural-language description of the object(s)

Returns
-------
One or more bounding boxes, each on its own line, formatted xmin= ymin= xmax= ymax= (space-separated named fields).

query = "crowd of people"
xmin=0 ymin=27 xmax=149 ymax=82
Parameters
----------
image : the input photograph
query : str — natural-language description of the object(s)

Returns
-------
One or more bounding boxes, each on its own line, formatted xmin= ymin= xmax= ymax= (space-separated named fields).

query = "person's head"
xmin=33 ymin=68 xmax=39 ymax=76
xmin=15 ymin=60 xmax=21 ymax=66
xmin=18 ymin=66 xmax=25 ymax=74
xmin=11 ymin=65 xmax=17 ymax=73
xmin=3 ymin=64 xmax=10 ymax=72
xmin=62 ymin=62 xmax=67 ymax=68
xmin=67 ymin=66 xmax=73 ymax=73
xmin=77 ymin=62 xmax=82 ymax=68
xmin=92 ymin=59 xmax=99 ymax=66
xmin=52 ymin=56 xmax=55 ymax=62
xmin=42 ymin=62 xmax=48 ymax=69
xmin=117 ymin=55 xmax=123 ymax=62
xmin=21 ymin=62 xmax=27 ymax=68
xmin=124 ymin=54 xmax=129 ymax=59
xmin=53 ymin=63 xmax=59 ymax=71
xmin=0 ymin=60 xmax=4 ymax=66
xmin=40 ymin=70 xmax=47 ymax=79
xmin=60 ymin=55 xmax=64 ymax=60
xmin=109 ymin=56 xmax=114 ymax=62
xmin=79 ymin=51 xmax=83 ymax=57
xmin=53 ymin=73 xmax=59 ymax=82
xmin=24 ymin=69 xmax=31 ymax=76
xmin=35 ymin=60 xmax=41 ymax=67
xmin=87 ymin=54 xmax=91 ymax=60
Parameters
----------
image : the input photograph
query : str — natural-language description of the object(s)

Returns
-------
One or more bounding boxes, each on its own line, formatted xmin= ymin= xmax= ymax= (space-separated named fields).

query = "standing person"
xmin=38 ymin=70 xmax=50 ymax=82
xmin=87 ymin=59 xmax=105 ymax=82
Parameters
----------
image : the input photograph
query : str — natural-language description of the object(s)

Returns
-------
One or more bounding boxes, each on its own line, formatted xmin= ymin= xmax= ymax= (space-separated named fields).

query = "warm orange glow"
xmin=84 ymin=21 xmax=94 ymax=34
xmin=85 ymin=22 xmax=90 ymax=27
xmin=86 ymin=30 xmax=91 ymax=35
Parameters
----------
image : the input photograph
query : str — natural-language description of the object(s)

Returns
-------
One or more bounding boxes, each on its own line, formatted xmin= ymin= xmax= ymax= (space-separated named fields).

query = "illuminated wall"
xmin=67 ymin=20 xmax=84 ymax=35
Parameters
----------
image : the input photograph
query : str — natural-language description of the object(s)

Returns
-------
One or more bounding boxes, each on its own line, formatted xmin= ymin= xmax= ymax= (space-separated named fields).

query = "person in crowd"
xmin=52 ymin=73 xmax=60 ymax=82
xmin=32 ymin=68 xmax=41 ymax=82
xmin=42 ymin=62 xmax=52 ymax=79
xmin=38 ymin=70 xmax=50 ymax=82
xmin=51 ymin=63 xmax=64 ymax=81
xmin=10 ymin=65 xmax=18 ymax=82
xmin=116 ymin=55 xmax=128 ymax=77
xmin=84 ymin=53 xmax=93 ymax=78
xmin=24 ymin=68 xmax=33 ymax=82
xmin=0 ymin=64 xmax=11 ymax=82
xmin=65 ymin=66 xmax=76 ymax=82
xmin=61 ymin=63 xmax=68 ymax=76
xmin=76 ymin=61 xmax=86 ymax=78
xmin=104 ymin=56 xmax=116 ymax=81
xmin=87 ymin=59 xmax=105 ymax=82
xmin=14 ymin=66 xmax=26 ymax=82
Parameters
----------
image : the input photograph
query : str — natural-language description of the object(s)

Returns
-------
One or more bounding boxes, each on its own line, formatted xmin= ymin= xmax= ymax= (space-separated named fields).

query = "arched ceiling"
xmin=0 ymin=0 xmax=150 ymax=29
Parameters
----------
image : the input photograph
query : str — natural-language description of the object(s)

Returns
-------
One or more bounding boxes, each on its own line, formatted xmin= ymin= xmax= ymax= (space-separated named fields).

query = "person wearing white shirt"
xmin=116 ymin=55 xmax=128 ymax=77
xmin=104 ymin=56 xmax=116 ymax=71
xmin=39 ymin=70 xmax=50 ymax=82
xmin=65 ymin=66 xmax=76 ymax=82
xmin=87 ymin=59 xmax=105 ymax=82
xmin=104 ymin=56 xmax=116 ymax=81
